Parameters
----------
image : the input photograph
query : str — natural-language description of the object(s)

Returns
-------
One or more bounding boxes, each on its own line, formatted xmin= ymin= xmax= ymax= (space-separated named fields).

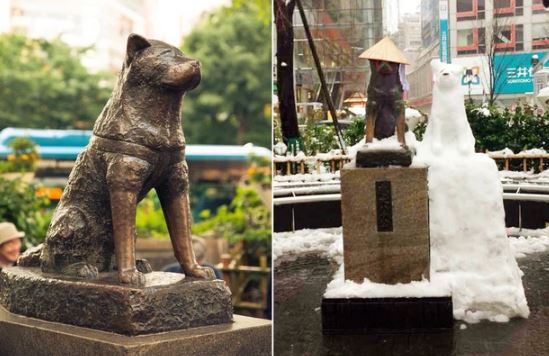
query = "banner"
xmin=439 ymin=0 xmax=450 ymax=63
xmin=494 ymin=52 xmax=548 ymax=94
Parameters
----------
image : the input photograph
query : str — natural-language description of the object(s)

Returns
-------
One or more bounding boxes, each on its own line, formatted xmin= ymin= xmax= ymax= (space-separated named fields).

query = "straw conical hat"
xmin=359 ymin=37 xmax=409 ymax=64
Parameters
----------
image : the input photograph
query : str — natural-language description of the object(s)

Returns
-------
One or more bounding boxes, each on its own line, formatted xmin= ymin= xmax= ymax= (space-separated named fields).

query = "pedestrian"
xmin=0 ymin=222 xmax=24 ymax=271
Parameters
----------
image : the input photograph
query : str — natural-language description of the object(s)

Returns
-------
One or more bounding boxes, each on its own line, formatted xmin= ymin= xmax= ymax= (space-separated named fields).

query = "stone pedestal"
xmin=322 ymin=297 xmax=453 ymax=334
xmin=341 ymin=167 xmax=430 ymax=284
xmin=0 ymin=267 xmax=232 ymax=335
xmin=0 ymin=304 xmax=271 ymax=356
xmin=356 ymin=146 xmax=413 ymax=168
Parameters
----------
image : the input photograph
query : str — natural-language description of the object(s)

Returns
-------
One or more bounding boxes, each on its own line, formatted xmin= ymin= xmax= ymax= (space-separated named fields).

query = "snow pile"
xmin=507 ymin=226 xmax=549 ymax=237
xmin=325 ymin=266 xmax=451 ymax=298
xmin=413 ymin=60 xmax=529 ymax=323
xmin=507 ymin=227 xmax=549 ymax=258
xmin=488 ymin=148 xmax=514 ymax=157
xmin=518 ymin=148 xmax=546 ymax=155
xmin=272 ymin=228 xmax=343 ymax=262
xmin=473 ymin=107 xmax=491 ymax=117
xmin=509 ymin=236 xmax=549 ymax=258
xmin=273 ymin=172 xmax=340 ymax=184
xmin=499 ymin=169 xmax=549 ymax=184
xmin=405 ymin=108 xmax=423 ymax=131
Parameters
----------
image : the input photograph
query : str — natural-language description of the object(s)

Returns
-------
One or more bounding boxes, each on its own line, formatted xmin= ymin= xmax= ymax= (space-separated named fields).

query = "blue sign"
xmin=494 ymin=52 xmax=548 ymax=94
xmin=439 ymin=1 xmax=449 ymax=63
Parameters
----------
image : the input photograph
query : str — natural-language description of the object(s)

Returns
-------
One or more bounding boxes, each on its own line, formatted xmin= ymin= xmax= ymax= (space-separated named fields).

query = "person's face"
xmin=0 ymin=238 xmax=22 ymax=263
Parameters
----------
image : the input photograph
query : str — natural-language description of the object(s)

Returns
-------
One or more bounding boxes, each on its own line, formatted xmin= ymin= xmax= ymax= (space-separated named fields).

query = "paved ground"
xmin=274 ymin=250 xmax=549 ymax=356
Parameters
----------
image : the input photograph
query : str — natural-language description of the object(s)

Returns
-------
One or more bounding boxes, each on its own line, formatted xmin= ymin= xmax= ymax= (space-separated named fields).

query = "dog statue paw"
xmin=185 ymin=264 xmax=216 ymax=280
xmin=118 ymin=269 xmax=146 ymax=286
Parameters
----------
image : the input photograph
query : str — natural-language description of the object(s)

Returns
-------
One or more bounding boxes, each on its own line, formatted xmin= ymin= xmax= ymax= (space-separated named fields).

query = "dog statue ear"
xmin=430 ymin=59 xmax=442 ymax=73
xmin=126 ymin=33 xmax=151 ymax=66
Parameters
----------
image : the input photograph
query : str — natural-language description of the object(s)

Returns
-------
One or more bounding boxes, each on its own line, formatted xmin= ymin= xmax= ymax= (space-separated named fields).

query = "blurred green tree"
xmin=181 ymin=1 xmax=271 ymax=148
xmin=0 ymin=33 xmax=111 ymax=130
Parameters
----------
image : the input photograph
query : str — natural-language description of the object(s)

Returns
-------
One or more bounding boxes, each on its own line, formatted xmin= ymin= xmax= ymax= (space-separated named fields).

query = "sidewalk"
xmin=274 ymin=250 xmax=549 ymax=355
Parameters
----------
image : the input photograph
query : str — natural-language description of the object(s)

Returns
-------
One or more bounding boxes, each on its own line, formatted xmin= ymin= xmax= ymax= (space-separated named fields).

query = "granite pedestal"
xmin=0 ymin=267 xmax=233 ymax=335
xmin=322 ymin=167 xmax=453 ymax=333
xmin=0 ymin=304 xmax=271 ymax=356
xmin=355 ymin=146 xmax=413 ymax=168
xmin=341 ymin=167 xmax=430 ymax=284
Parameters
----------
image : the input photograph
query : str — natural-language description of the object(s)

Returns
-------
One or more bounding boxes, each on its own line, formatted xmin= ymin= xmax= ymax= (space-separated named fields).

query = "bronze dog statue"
xmin=37 ymin=34 xmax=213 ymax=285
xmin=364 ymin=59 xmax=406 ymax=145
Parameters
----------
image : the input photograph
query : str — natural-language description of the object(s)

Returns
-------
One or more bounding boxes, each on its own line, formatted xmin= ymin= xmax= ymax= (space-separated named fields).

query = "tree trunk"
xmin=274 ymin=0 xmax=299 ymax=142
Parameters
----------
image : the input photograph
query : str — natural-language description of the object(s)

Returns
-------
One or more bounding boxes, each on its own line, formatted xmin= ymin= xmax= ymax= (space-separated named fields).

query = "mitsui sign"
xmin=494 ymin=52 xmax=548 ymax=94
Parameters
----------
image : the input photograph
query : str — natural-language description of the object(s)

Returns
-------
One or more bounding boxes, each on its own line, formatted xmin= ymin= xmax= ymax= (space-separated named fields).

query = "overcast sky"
xmin=149 ymin=0 xmax=229 ymax=45
xmin=398 ymin=0 xmax=421 ymax=15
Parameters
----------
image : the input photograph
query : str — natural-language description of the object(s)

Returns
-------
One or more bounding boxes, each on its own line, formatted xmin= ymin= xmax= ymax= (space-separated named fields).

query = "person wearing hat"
xmin=0 ymin=222 xmax=24 ymax=270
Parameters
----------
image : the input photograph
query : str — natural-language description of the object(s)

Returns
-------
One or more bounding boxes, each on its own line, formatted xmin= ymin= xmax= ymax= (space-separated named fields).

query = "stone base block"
xmin=0 ymin=267 xmax=232 ymax=335
xmin=341 ymin=167 xmax=430 ymax=284
xmin=322 ymin=297 xmax=453 ymax=334
xmin=356 ymin=146 xmax=413 ymax=167
xmin=0 ymin=304 xmax=271 ymax=356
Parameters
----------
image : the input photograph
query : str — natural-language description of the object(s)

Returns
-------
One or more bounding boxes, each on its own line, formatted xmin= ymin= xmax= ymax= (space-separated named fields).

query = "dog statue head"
xmin=123 ymin=33 xmax=201 ymax=92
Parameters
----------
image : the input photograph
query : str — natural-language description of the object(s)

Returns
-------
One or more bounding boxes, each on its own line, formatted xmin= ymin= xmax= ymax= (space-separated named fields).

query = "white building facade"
xmin=1 ymin=0 xmax=146 ymax=72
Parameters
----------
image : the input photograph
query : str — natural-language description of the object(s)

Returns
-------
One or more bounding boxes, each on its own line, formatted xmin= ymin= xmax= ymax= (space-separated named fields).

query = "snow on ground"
xmin=324 ymin=264 xmax=451 ymax=299
xmin=507 ymin=227 xmax=549 ymax=237
xmin=272 ymin=227 xmax=343 ymax=262
xmin=274 ymin=225 xmax=547 ymax=323
xmin=508 ymin=232 xmax=549 ymax=258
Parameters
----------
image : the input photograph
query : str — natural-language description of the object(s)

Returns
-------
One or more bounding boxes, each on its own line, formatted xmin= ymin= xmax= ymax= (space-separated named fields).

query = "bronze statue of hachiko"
xmin=359 ymin=37 xmax=409 ymax=146
xmin=355 ymin=37 xmax=412 ymax=167
xmin=38 ymin=34 xmax=214 ymax=285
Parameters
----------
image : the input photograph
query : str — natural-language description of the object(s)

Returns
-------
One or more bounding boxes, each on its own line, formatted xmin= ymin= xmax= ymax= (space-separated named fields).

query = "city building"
xmin=0 ymin=0 xmax=146 ymax=73
xmin=396 ymin=12 xmax=422 ymax=51
xmin=408 ymin=0 xmax=549 ymax=112
xmin=406 ymin=0 xmax=440 ymax=112
xmin=292 ymin=0 xmax=384 ymax=117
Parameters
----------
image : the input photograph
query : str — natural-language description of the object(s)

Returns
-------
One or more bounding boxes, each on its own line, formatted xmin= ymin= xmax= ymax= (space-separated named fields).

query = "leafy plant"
xmin=413 ymin=120 xmax=427 ymax=141
xmin=465 ymin=102 xmax=549 ymax=153
xmin=135 ymin=191 xmax=169 ymax=239
xmin=301 ymin=122 xmax=338 ymax=155
xmin=2 ymin=137 xmax=39 ymax=172
xmin=192 ymin=186 xmax=271 ymax=265
xmin=342 ymin=116 xmax=365 ymax=146
xmin=246 ymin=153 xmax=272 ymax=186
xmin=0 ymin=177 xmax=51 ymax=248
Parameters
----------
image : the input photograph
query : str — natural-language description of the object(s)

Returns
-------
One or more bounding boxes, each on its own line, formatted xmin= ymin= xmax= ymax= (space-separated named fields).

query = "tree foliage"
xmin=181 ymin=1 xmax=271 ymax=147
xmin=192 ymin=186 xmax=271 ymax=263
xmin=466 ymin=103 xmax=549 ymax=153
xmin=0 ymin=33 xmax=111 ymax=130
